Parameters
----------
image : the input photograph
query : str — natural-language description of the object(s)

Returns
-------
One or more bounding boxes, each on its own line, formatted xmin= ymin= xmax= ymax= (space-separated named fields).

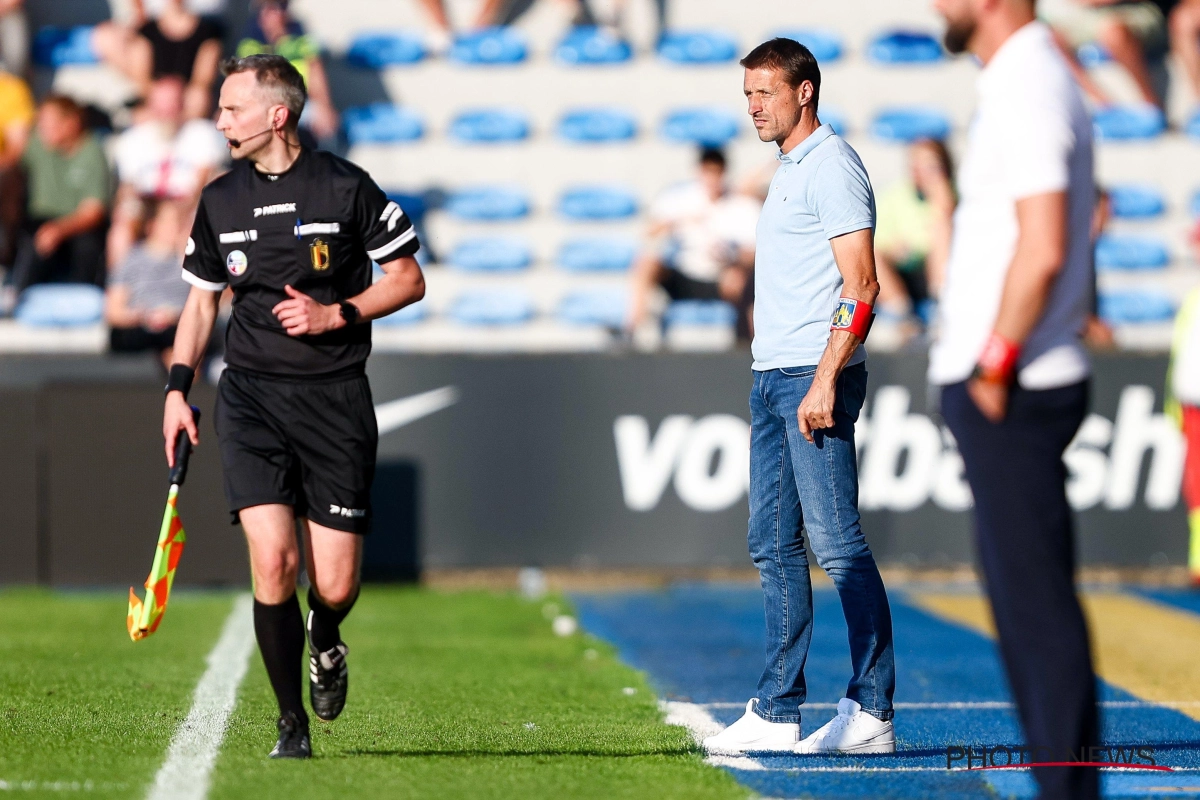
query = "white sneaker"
xmin=702 ymin=699 xmax=800 ymax=755
xmin=795 ymin=698 xmax=895 ymax=754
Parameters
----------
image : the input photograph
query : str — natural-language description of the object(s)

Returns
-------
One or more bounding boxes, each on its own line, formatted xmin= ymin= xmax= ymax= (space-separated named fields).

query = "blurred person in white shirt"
xmin=627 ymin=148 xmax=760 ymax=336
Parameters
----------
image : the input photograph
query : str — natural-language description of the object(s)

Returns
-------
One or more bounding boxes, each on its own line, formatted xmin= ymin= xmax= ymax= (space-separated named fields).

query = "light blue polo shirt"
xmin=752 ymin=124 xmax=876 ymax=371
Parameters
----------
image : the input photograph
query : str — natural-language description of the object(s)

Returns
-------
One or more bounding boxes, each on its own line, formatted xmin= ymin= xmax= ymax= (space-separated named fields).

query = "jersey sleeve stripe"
xmin=367 ymin=227 xmax=417 ymax=261
xmin=181 ymin=268 xmax=227 ymax=292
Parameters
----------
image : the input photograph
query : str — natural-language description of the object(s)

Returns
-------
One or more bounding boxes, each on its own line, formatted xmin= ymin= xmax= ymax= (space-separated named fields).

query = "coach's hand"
xmin=273 ymin=285 xmax=343 ymax=336
xmin=163 ymin=391 xmax=199 ymax=467
xmin=797 ymin=377 xmax=836 ymax=444
xmin=968 ymin=378 xmax=1008 ymax=423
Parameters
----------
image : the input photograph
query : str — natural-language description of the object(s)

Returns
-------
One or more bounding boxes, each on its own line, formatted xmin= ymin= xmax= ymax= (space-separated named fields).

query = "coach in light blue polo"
xmin=702 ymin=38 xmax=896 ymax=758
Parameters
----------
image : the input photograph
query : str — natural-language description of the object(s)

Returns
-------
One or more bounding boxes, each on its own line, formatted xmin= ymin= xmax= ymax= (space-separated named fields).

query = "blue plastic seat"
xmin=555 ymin=26 xmax=632 ymax=65
xmin=869 ymin=107 xmax=951 ymax=142
xmin=1189 ymin=190 xmax=1200 ymax=217
xmin=663 ymin=300 xmax=737 ymax=327
xmin=17 ymin=284 xmax=104 ymax=327
xmin=449 ymin=109 xmax=530 ymax=143
xmin=1107 ymin=185 xmax=1165 ymax=219
xmin=558 ymin=108 xmax=637 ymax=143
xmin=374 ymin=299 xmax=430 ymax=326
xmin=1093 ymin=105 xmax=1165 ymax=141
xmin=772 ymin=29 xmax=843 ymax=63
xmin=820 ymin=105 xmax=849 ymax=137
xmin=448 ymin=289 xmax=534 ymax=326
xmin=1094 ymin=234 xmax=1170 ymax=271
xmin=33 ymin=26 xmax=98 ymax=67
xmin=448 ymin=237 xmax=532 ymax=272
xmin=445 ymin=186 xmax=530 ymax=221
xmin=557 ymin=237 xmax=637 ymax=272
xmin=346 ymin=32 xmax=426 ymax=67
xmin=1186 ymin=110 xmax=1200 ymax=140
xmin=661 ymin=108 xmax=741 ymax=145
xmin=450 ymin=27 xmax=527 ymax=65
xmin=558 ymin=288 xmax=628 ymax=327
xmin=1098 ymin=290 xmax=1176 ymax=324
xmin=866 ymin=30 xmax=943 ymax=64
xmin=657 ymin=30 xmax=738 ymax=64
xmin=384 ymin=191 xmax=427 ymax=223
xmin=343 ymin=104 xmax=424 ymax=144
xmin=1077 ymin=42 xmax=1111 ymax=68
xmin=559 ymin=186 xmax=638 ymax=220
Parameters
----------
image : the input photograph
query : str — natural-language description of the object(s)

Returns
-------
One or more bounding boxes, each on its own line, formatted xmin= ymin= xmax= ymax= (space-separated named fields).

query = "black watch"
xmin=339 ymin=301 xmax=361 ymax=326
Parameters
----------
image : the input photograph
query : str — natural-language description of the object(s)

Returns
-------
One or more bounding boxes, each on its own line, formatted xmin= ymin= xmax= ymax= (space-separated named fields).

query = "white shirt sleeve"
xmin=1003 ymin=96 xmax=1074 ymax=200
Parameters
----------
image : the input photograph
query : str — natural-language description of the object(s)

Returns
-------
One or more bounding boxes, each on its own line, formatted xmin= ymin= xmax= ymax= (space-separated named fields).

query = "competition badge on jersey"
xmin=310 ymin=238 xmax=330 ymax=271
xmin=227 ymin=249 xmax=248 ymax=276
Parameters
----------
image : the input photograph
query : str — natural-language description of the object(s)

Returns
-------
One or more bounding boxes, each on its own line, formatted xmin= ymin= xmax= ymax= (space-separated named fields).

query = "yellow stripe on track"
xmin=909 ymin=590 xmax=1200 ymax=721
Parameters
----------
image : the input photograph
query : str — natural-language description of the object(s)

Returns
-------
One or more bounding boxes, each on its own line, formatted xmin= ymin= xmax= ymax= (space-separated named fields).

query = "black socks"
xmin=253 ymin=595 xmax=307 ymax=724
xmin=306 ymin=587 xmax=357 ymax=653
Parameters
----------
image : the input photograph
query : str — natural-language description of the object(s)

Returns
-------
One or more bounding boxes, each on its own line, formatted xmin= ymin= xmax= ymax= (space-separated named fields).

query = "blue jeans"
xmin=748 ymin=363 xmax=895 ymax=724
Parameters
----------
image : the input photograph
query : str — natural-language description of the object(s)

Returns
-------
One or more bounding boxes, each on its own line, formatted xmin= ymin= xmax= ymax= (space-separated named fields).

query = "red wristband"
xmin=974 ymin=332 xmax=1020 ymax=385
xmin=830 ymin=296 xmax=874 ymax=340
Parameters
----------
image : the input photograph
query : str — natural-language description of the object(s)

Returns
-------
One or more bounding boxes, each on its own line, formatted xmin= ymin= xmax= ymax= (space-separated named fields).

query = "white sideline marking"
xmin=146 ymin=594 xmax=255 ymax=800
xmin=700 ymin=700 xmax=1200 ymax=711
xmin=374 ymin=386 xmax=459 ymax=436
xmin=659 ymin=701 xmax=766 ymax=771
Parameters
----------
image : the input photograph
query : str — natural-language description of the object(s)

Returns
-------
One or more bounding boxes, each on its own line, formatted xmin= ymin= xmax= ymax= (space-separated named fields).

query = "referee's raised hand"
xmin=272 ymin=285 xmax=343 ymax=336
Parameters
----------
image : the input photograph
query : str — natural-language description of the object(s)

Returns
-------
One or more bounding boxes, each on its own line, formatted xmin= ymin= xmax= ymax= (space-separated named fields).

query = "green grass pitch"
xmin=0 ymin=587 xmax=746 ymax=800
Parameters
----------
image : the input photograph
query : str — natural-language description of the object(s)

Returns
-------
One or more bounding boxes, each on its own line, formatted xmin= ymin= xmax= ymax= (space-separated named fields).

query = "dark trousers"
xmin=11 ymin=217 xmax=107 ymax=292
xmin=941 ymin=379 xmax=1098 ymax=800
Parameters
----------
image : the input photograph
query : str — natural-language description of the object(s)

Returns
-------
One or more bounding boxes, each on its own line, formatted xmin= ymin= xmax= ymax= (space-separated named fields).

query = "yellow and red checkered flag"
xmin=127 ymin=407 xmax=199 ymax=642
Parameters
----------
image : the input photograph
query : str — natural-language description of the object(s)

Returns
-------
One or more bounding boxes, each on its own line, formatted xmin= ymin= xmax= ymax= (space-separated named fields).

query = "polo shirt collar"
xmin=778 ymin=123 xmax=834 ymax=164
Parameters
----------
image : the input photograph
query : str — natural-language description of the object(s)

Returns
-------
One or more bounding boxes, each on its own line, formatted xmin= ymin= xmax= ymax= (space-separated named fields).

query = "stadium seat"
xmin=558 ymin=288 xmax=628 ymax=327
xmin=16 ymin=284 xmax=104 ymax=326
xmin=448 ymin=289 xmax=535 ymax=326
xmin=773 ymin=29 xmax=844 ymax=63
xmin=1185 ymin=110 xmax=1200 ymax=140
xmin=866 ymin=30 xmax=943 ymax=64
xmin=657 ymin=30 xmax=738 ymax=64
xmin=661 ymin=108 xmax=741 ymax=145
xmin=820 ymin=105 xmax=849 ymax=136
xmin=1107 ymin=184 xmax=1165 ymax=219
xmin=33 ymin=26 xmax=99 ymax=67
xmin=869 ymin=107 xmax=951 ymax=142
xmin=1077 ymin=42 xmax=1111 ymax=68
xmin=384 ymin=191 xmax=427 ymax=224
xmin=663 ymin=299 xmax=737 ymax=327
xmin=1098 ymin=289 xmax=1176 ymax=324
xmin=1092 ymin=105 xmax=1165 ymax=141
xmin=448 ymin=237 xmax=533 ymax=272
xmin=343 ymin=104 xmax=424 ymax=144
xmin=445 ymin=186 xmax=530 ymax=220
xmin=557 ymin=108 xmax=638 ymax=143
xmin=449 ymin=27 xmax=527 ymax=65
xmin=449 ymin=109 xmax=530 ymax=143
xmin=1190 ymin=190 xmax=1200 ymax=217
xmin=1094 ymin=234 xmax=1170 ymax=270
xmin=557 ymin=237 xmax=637 ymax=272
xmin=374 ymin=299 xmax=430 ymax=326
xmin=555 ymin=26 xmax=632 ymax=65
xmin=345 ymin=31 xmax=426 ymax=67
xmin=558 ymin=186 xmax=639 ymax=220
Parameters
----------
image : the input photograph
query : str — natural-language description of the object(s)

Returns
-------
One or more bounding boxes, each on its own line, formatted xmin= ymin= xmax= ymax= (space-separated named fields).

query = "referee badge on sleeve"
xmin=310 ymin=238 xmax=331 ymax=271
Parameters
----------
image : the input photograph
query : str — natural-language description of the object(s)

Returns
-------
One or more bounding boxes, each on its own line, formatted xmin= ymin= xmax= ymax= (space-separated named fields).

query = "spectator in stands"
xmin=873 ymin=138 xmax=955 ymax=332
xmin=1167 ymin=0 xmax=1200 ymax=106
xmin=106 ymin=197 xmax=191 ymax=367
xmin=1040 ymin=0 xmax=1173 ymax=108
xmin=109 ymin=76 xmax=226 ymax=267
xmin=94 ymin=0 xmax=223 ymax=119
xmin=10 ymin=96 xmax=110 ymax=293
xmin=237 ymin=0 xmax=339 ymax=145
xmin=416 ymin=0 xmax=454 ymax=53
xmin=626 ymin=148 xmax=759 ymax=337
xmin=1084 ymin=188 xmax=1117 ymax=348
xmin=0 ymin=0 xmax=26 ymax=77
xmin=0 ymin=67 xmax=33 ymax=272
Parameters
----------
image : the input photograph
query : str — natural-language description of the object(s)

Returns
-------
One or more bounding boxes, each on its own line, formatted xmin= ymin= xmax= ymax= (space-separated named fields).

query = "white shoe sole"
xmin=796 ymin=735 xmax=895 ymax=755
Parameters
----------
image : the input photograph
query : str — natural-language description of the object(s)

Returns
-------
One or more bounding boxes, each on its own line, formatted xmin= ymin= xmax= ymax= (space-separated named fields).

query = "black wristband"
xmin=339 ymin=301 xmax=361 ymax=326
xmin=166 ymin=364 xmax=194 ymax=398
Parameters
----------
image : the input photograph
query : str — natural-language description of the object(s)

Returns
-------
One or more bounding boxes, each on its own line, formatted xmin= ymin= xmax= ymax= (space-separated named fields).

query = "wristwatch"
xmin=338 ymin=301 xmax=361 ymax=326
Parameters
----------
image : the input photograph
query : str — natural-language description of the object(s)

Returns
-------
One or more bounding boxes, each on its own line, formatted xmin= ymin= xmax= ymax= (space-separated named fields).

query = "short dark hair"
xmin=220 ymin=54 xmax=307 ymax=128
xmin=740 ymin=38 xmax=821 ymax=111
xmin=699 ymin=147 xmax=726 ymax=169
xmin=41 ymin=93 xmax=85 ymax=125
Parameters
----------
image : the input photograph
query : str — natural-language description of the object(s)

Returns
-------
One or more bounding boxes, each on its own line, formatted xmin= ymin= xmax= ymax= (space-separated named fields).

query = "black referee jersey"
xmin=182 ymin=147 xmax=420 ymax=377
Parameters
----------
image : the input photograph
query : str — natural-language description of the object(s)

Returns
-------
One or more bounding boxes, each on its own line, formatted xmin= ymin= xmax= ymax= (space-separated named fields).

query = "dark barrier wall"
xmin=0 ymin=352 xmax=1186 ymax=586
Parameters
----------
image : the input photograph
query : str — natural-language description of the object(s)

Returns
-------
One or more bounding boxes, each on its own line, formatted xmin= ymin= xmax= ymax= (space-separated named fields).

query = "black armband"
xmin=165 ymin=364 xmax=195 ymax=398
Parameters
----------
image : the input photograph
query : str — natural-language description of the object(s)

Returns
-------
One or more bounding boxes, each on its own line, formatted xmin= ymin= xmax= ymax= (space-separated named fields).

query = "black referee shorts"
xmin=214 ymin=367 xmax=378 ymax=534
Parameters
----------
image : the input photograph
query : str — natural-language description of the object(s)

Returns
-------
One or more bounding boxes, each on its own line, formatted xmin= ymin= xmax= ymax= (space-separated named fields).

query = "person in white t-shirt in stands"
xmin=627 ymin=148 xmax=760 ymax=338
xmin=930 ymin=1 xmax=1099 ymax=798
xmin=108 ymin=75 xmax=226 ymax=268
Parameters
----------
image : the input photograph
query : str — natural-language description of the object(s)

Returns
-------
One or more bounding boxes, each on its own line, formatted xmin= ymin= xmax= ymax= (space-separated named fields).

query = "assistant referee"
xmin=162 ymin=54 xmax=425 ymax=759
